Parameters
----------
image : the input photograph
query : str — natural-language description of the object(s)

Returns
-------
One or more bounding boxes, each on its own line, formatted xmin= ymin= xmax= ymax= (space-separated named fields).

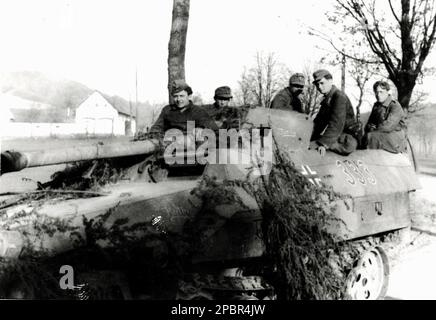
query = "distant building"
xmin=0 ymin=106 xmax=14 ymax=124
xmin=75 ymin=91 xmax=136 ymax=136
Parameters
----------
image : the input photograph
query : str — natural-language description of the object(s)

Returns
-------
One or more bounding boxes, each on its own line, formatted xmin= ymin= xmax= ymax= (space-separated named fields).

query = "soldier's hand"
xmin=317 ymin=146 xmax=326 ymax=157
xmin=309 ymin=141 xmax=326 ymax=156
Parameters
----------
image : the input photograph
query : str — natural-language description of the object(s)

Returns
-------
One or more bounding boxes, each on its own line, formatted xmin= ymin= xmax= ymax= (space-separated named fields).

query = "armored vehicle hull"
xmin=0 ymin=108 xmax=420 ymax=300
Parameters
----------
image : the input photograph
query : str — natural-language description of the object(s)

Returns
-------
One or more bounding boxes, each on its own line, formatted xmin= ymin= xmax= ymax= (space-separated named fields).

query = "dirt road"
xmin=386 ymin=171 xmax=436 ymax=300
xmin=387 ymin=234 xmax=436 ymax=300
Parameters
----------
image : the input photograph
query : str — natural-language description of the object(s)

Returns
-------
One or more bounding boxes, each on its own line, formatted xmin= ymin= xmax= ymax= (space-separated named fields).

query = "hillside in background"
xmin=0 ymin=71 xmax=154 ymax=125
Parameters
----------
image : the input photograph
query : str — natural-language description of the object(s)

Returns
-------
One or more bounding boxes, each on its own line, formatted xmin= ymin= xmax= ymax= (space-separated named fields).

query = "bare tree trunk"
xmin=168 ymin=0 xmax=190 ymax=103
xmin=326 ymin=0 xmax=436 ymax=111
xmin=266 ymin=57 xmax=272 ymax=108
xmin=301 ymin=64 xmax=321 ymax=115
xmin=237 ymin=52 xmax=289 ymax=108
xmin=238 ymin=68 xmax=251 ymax=105
xmin=393 ymin=72 xmax=416 ymax=109
xmin=256 ymin=53 xmax=263 ymax=106
xmin=341 ymin=53 xmax=346 ymax=92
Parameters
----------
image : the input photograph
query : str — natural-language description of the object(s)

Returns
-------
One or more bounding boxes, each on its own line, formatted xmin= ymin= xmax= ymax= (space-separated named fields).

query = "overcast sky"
xmin=1 ymin=0 xmax=435 ymax=106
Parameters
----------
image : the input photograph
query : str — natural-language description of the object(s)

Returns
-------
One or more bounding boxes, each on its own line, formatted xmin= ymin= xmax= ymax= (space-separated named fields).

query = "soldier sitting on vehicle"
xmin=149 ymin=80 xmax=219 ymax=137
xmin=202 ymin=86 xmax=246 ymax=129
xmin=136 ymin=80 xmax=219 ymax=178
xmin=362 ymin=81 xmax=407 ymax=153
xmin=309 ymin=69 xmax=358 ymax=157
xmin=270 ymin=73 xmax=305 ymax=112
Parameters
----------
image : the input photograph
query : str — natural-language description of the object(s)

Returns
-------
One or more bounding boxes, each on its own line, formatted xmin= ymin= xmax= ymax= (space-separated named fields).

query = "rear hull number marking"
xmin=336 ymin=160 xmax=377 ymax=186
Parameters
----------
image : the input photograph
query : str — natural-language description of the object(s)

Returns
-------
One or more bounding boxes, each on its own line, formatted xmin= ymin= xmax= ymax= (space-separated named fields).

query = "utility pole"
xmin=135 ymin=67 xmax=138 ymax=134
xmin=341 ymin=50 xmax=346 ymax=92
xmin=129 ymin=94 xmax=133 ymax=136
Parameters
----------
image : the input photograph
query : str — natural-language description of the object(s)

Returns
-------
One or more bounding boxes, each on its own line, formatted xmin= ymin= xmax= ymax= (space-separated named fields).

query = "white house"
xmin=75 ymin=91 xmax=136 ymax=136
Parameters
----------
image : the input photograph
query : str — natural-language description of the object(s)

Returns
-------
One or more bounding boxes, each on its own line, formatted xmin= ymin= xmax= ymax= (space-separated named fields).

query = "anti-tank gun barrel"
xmin=0 ymin=139 xmax=159 ymax=175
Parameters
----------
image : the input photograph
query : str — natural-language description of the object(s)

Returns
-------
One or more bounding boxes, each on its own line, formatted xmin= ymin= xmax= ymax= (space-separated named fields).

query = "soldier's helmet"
xmin=214 ymin=86 xmax=233 ymax=100
xmin=289 ymin=73 xmax=305 ymax=87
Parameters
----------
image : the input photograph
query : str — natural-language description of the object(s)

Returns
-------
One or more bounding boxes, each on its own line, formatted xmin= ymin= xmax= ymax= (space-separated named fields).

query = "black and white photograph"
xmin=0 ymin=0 xmax=436 ymax=306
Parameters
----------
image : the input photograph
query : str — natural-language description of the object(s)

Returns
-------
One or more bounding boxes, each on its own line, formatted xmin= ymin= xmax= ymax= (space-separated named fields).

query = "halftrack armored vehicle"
xmin=0 ymin=107 xmax=420 ymax=300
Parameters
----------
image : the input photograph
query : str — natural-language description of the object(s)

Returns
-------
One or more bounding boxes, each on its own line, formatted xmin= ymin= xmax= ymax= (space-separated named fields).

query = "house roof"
xmin=101 ymin=92 xmax=137 ymax=118
xmin=77 ymin=91 xmax=136 ymax=118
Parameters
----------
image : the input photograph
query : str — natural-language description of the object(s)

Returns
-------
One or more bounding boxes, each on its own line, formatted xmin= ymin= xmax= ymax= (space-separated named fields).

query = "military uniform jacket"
xmin=202 ymin=103 xmax=245 ymax=129
xmin=365 ymin=96 xmax=406 ymax=133
xmin=150 ymin=102 xmax=218 ymax=135
xmin=202 ymin=103 xmax=222 ymax=122
xmin=270 ymin=87 xmax=303 ymax=112
xmin=311 ymin=85 xmax=357 ymax=147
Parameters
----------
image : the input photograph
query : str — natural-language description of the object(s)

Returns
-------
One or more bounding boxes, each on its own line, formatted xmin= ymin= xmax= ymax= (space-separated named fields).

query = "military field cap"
xmin=214 ymin=86 xmax=232 ymax=99
xmin=312 ymin=69 xmax=332 ymax=84
xmin=171 ymin=79 xmax=193 ymax=95
xmin=289 ymin=73 xmax=305 ymax=87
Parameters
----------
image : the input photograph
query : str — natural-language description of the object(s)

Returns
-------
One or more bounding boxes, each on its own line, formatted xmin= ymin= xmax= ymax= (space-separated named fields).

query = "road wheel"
xmin=345 ymin=247 xmax=389 ymax=300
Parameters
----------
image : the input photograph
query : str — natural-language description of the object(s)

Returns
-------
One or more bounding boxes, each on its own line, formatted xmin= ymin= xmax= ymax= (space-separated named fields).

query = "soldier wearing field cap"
xmin=362 ymin=80 xmax=407 ymax=153
xmin=270 ymin=73 xmax=305 ymax=112
xmin=203 ymin=86 xmax=243 ymax=129
xmin=309 ymin=69 xmax=358 ymax=156
xmin=150 ymin=80 xmax=218 ymax=137
xmin=203 ymin=86 xmax=233 ymax=120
